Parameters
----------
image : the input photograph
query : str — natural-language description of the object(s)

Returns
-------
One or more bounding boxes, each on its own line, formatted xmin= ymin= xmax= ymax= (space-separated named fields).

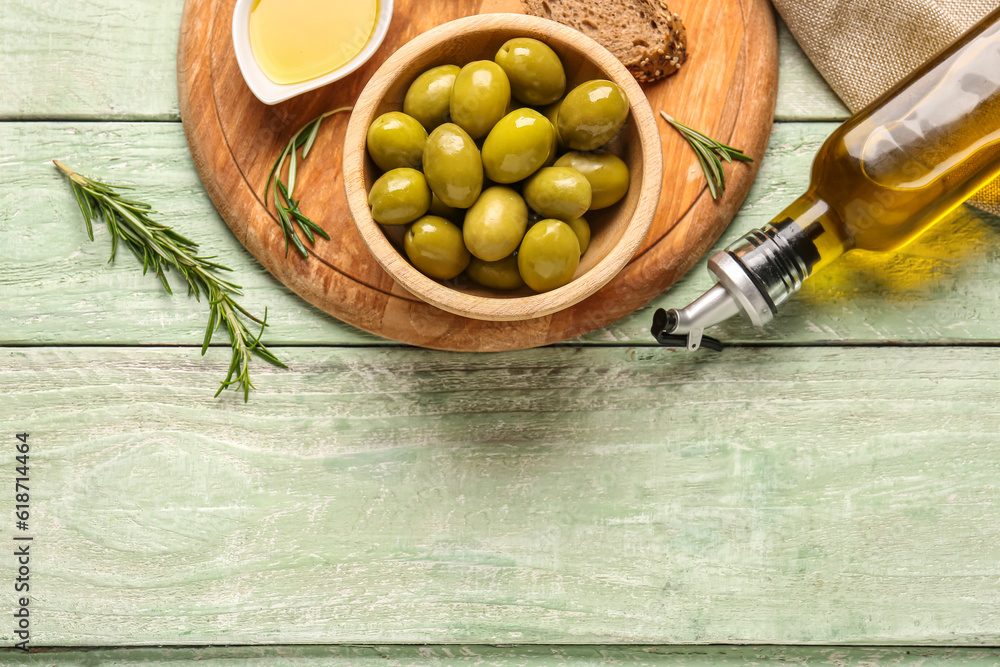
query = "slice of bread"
xmin=520 ymin=0 xmax=688 ymax=83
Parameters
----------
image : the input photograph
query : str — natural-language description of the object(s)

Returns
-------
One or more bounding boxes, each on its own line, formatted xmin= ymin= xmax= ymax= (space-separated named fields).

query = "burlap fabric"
xmin=771 ymin=0 xmax=1000 ymax=215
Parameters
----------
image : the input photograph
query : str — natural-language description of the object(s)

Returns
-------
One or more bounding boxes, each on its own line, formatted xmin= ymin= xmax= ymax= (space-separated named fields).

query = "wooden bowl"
xmin=343 ymin=13 xmax=663 ymax=321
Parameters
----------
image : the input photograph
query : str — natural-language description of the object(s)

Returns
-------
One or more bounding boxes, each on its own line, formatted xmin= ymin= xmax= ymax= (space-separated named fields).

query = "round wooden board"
xmin=177 ymin=0 xmax=778 ymax=352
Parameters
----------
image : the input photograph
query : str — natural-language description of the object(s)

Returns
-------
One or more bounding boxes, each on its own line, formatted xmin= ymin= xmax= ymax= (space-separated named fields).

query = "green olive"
xmin=404 ymin=215 xmax=471 ymax=280
xmin=557 ymin=80 xmax=629 ymax=151
xmin=422 ymin=123 xmax=483 ymax=208
xmin=522 ymin=167 xmax=592 ymax=220
xmin=366 ymin=112 xmax=428 ymax=171
xmin=494 ymin=37 xmax=567 ymax=106
xmin=368 ymin=167 xmax=431 ymax=225
xmin=481 ymin=108 xmax=554 ymax=184
xmin=450 ymin=61 xmax=511 ymax=139
xmin=554 ymin=151 xmax=630 ymax=209
xmin=517 ymin=219 xmax=581 ymax=292
xmin=565 ymin=216 xmax=591 ymax=254
xmin=465 ymin=254 xmax=525 ymax=290
xmin=462 ymin=186 xmax=528 ymax=261
xmin=428 ymin=192 xmax=464 ymax=224
xmin=403 ymin=64 xmax=460 ymax=131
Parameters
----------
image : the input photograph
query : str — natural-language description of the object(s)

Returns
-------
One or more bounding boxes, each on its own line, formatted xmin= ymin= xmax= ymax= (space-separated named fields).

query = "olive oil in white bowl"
xmin=232 ymin=0 xmax=393 ymax=105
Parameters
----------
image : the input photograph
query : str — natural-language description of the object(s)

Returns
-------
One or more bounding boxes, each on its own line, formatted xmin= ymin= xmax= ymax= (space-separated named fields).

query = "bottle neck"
xmin=703 ymin=192 xmax=847 ymax=327
xmin=763 ymin=192 xmax=850 ymax=275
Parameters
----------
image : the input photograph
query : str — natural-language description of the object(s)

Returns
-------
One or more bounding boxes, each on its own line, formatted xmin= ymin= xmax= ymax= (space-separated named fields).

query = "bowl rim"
xmin=231 ymin=0 xmax=394 ymax=106
xmin=343 ymin=13 xmax=663 ymax=321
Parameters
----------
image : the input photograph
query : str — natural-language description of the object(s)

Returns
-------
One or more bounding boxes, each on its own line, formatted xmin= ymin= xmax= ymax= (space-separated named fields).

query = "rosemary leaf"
xmin=659 ymin=111 xmax=753 ymax=199
xmin=201 ymin=306 xmax=218 ymax=355
xmin=266 ymin=106 xmax=352 ymax=257
xmin=302 ymin=120 xmax=322 ymax=158
xmin=70 ymin=184 xmax=95 ymax=241
xmin=54 ymin=159 xmax=286 ymax=402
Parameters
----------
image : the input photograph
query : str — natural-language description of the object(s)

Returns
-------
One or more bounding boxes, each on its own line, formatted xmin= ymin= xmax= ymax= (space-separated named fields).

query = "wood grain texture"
xmin=4 ymin=0 xmax=999 ymax=656
xmin=3 ymin=346 xmax=1000 ymax=645
xmin=4 ymin=122 xmax=999 ymax=348
xmin=0 ymin=0 xmax=182 ymax=121
xmin=4 ymin=646 xmax=1000 ymax=665
xmin=343 ymin=14 xmax=664 ymax=322
xmin=177 ymin=0 xmax=778 ymax=350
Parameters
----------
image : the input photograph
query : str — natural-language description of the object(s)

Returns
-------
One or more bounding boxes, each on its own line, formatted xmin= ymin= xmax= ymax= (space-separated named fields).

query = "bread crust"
xmin=521 ymin=0 xmax=688 ymax=83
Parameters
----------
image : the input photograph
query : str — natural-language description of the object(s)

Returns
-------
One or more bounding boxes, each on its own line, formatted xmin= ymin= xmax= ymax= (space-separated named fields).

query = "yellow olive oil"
xmin=657 ymin=7 xmax=1000 ymax=348
xmin=249 ymin=0 xmax=378 ymax=85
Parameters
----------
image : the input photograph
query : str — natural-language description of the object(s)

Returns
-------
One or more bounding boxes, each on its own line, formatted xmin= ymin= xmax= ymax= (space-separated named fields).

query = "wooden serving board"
xmin=177 ymin=0 xmax=778 ymax=351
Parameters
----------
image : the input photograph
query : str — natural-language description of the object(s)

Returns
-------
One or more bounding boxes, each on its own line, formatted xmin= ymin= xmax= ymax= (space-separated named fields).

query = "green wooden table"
xmin=3 ymin=1 xmax=1000 ymax=664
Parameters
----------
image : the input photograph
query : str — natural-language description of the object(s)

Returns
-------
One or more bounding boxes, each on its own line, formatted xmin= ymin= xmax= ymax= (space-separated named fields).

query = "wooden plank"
xmin=3 ymin=345 xmax=1000 ymax=646
xmin=774 ymin=21 xmax=849 ymax=122
xmin=0 ymin=121 xmax=383 ymax=346
xmin=4 ymin=121 xmax=999 ymax=348
xmin=0 ymin=1 xmax=843 ymax=122
xmin=0 ymin=0 xmax=182 ymax=121
xmin=4 ymin=646 xmax=1000 ymax=665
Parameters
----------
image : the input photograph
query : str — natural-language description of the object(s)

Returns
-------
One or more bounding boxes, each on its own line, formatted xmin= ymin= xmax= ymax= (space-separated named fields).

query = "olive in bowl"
xmin=343 ymin=13 xmax=662 ymax=321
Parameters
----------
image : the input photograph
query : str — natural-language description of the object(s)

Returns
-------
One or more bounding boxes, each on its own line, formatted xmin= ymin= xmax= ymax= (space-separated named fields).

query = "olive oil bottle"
xmin=654 ymin=7 xmax=1000 ymax=351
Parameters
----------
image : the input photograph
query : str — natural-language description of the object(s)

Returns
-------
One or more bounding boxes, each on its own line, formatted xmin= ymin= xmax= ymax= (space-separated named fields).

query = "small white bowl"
xmin=231 ymin=0 xmax=394 ymax=105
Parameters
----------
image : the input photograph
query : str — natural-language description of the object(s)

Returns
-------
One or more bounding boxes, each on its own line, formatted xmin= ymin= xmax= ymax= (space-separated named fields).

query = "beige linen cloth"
xmin=771 ymin=0 xmax=1000 ymax=215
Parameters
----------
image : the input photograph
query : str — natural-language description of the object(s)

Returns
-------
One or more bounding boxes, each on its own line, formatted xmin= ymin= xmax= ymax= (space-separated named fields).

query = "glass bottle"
xmin=653 ymin=6 xmax=1000 ymax=351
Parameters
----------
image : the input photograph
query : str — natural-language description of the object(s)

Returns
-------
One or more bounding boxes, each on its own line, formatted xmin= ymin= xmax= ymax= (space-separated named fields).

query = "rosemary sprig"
xmin=54 ymin=159 xmax=286 ymax=402
xmin=660 ymin=111 xmax=753 ymax=200
xmin=266 ymin=106 xmax=352 ymax=257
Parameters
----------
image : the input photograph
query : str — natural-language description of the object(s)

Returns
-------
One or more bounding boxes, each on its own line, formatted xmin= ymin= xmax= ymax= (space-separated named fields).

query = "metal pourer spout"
xmin=651 ymin=283 xmax=737 ymax=351
xmin=652 ymin=221 xmax=817 ymax=351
